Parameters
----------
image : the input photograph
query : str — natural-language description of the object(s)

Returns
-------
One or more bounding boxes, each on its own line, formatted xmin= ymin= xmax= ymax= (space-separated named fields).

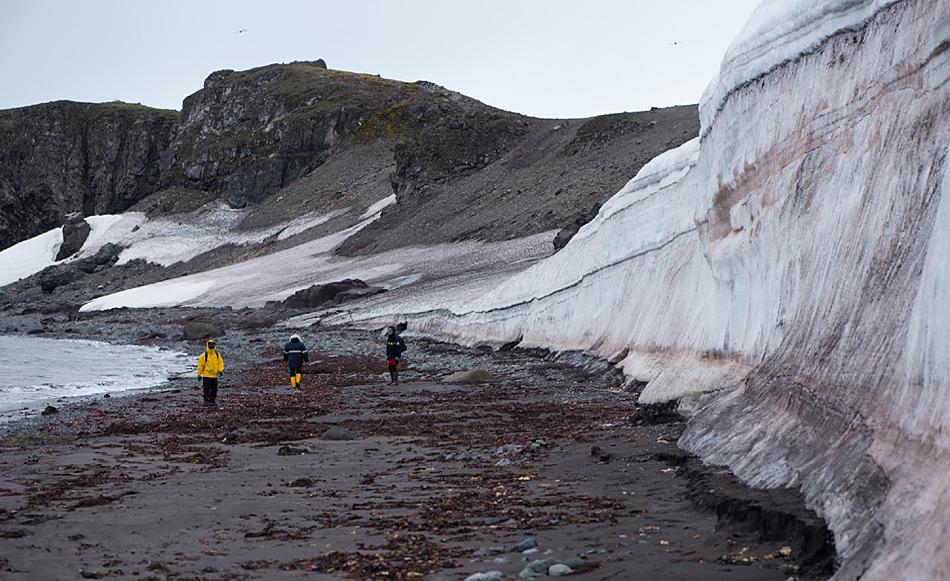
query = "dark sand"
xmin=0 ymin=311 xmax=833 ymax=580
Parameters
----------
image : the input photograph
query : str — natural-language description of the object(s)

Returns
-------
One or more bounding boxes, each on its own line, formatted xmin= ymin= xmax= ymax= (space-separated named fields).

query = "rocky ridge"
xmin=0 ymin=60 xmax=698 ymax=260
xmin=0 ymin=101 xmax=178 ymax=249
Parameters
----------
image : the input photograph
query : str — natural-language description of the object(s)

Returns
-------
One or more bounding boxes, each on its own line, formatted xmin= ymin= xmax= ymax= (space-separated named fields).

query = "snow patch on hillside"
xmin=81 ymin=220 xmax=554 ymax=312
xmin=0 ymin=227 xmax=63 ymax=287
xmin=71 ymin=204 xmax=347 ymax=267
xmin=0 ymin=201 xmax=360 ymax=290
xmin=360 ymin=194 xmax=396 ymax=220
xmin=277 ymin=209 xmax=346 ymax=241
xmin=78 ymin=215 xmax=128 ymax=255
xmin=80 ymin=279 xmax=218 ymax=311
xmin=115 ymin=206 xmax=269 ymax=266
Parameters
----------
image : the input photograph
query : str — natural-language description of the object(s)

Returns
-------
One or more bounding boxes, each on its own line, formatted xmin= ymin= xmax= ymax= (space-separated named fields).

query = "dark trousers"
xmin=202 ymin=377 xmax=219 ymax=403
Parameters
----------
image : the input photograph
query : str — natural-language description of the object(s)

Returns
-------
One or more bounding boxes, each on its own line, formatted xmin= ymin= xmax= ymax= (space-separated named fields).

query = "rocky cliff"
xmin=0 ymin=61 xmax=697 ymax=256
xmin=163 ymin=61 xmax=528 ymax=207
xmin=0 ymin=102 xmax=178 ymax=249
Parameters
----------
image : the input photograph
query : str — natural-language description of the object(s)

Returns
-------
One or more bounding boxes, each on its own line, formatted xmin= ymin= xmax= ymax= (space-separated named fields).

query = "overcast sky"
xmin=0 ymin=0 xmax=760 ymax=118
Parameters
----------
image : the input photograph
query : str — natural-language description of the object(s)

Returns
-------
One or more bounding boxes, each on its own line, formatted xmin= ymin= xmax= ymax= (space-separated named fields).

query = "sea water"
xmin=0 ymin=335 xmax=190 ymax=420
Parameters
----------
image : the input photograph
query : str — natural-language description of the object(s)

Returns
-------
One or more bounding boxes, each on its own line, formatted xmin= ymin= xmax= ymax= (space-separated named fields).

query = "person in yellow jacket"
xmin=197 ymin=339 xmax=225 ymax=404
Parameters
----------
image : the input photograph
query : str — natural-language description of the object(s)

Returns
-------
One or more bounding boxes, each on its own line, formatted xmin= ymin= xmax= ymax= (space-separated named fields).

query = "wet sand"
xmin=0 ymin=310 xmax=833 ymax=579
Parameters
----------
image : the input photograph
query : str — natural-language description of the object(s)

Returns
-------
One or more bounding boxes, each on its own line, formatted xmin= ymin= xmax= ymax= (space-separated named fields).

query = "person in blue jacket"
xmin=283 ymin=333 xmax=309 ymax=389
xmin=385 ymin=326 xmax=407 ymax=385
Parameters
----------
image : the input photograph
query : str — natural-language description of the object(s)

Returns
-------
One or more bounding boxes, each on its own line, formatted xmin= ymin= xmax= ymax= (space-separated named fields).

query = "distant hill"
xmin=0 ymin=60 xmax=698 ymax=253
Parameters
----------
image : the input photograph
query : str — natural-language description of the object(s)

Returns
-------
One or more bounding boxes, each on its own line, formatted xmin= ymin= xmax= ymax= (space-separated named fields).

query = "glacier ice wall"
xmin=351 ymin=0 xmax=949 ymax=577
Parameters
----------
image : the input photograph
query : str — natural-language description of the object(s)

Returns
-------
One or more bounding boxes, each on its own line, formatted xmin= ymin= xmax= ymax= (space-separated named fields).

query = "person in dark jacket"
xmin=385 ymin=326 xmax=407 ymax=385
xmin=283 ymin=333 xmax=309 ymax=389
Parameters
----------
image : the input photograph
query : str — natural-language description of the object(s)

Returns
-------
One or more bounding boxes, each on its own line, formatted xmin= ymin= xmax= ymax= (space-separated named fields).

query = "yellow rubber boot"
xmin=290 ymin=375 xmax=297 ymax=389
xmin=295 ymin=373 xmax=302 ymax=388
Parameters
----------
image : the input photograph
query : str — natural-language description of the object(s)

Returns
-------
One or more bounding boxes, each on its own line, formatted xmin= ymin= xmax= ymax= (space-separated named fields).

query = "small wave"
xmin=0 ymin=335 xmax=190 ymax=420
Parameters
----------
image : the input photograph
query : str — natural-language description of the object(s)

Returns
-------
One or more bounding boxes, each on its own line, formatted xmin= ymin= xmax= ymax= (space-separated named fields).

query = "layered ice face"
xmin=699 ymin=0 xmax=904 ymax=131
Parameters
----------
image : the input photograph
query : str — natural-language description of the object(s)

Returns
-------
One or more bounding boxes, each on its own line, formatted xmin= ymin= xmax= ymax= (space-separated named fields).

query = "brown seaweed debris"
xmin=25 ymin=470 xmax=110 ymax=508
xmin=352 ymin=487 xmax=621 ymax=534
xmin=341 ymin=397 xmax=636 ymax=448
xmin=243 ymin=520 xmax=314 ymax=541
xmin=96 ymin=392 xmax=328 ymax=444
xmin=277 ymin=444 xmax=308 ymax=456
xmin=124 ymin=437 xmax=229 ymax=467
xmin=70 ymin=491 xmax=138 ymax=509
xmin=279 ymin=534 xmax=468 ymax=579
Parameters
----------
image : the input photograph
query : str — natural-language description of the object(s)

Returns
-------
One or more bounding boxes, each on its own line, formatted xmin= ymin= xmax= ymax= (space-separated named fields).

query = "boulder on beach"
xmin=548 ymin=563 xmax=573 ymax=576
xmin=512 ymin=538 xmax=538 ymax=553
xmin=281 ymin=279 xmax=386 ymax=309
xmin=277 ymin=445 xmax=307 ymax=456
xmin=320 ymin=426 xmax=358 ymax=441
xmin=519 ymin=559 xmax=555 ymax=578
xmin=182 ymin=321 xmax=226 ymax=340
xmin=444 ymin=369 xmax=494 ymax=383
xmin=75 ymin=243 xmax=121 ymax=274
xmin=333 ymin=286 xmax=387 ymax=304
xmin=464 ymin=572 xmax=504 ymax=581
xmin=39 ymin=302 xmax=76 ymax=315
xmin=36 ymin=264 xmax=82 ymax=293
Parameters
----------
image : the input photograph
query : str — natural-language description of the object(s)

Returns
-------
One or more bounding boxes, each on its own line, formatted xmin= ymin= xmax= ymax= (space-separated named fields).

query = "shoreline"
xmin=0 ymin=307 xmax=834 ymax=579
xmin=0 ymin=334 xmax=191 ymax=428
xmin=0 ymin=370 xmax=190 ymax=430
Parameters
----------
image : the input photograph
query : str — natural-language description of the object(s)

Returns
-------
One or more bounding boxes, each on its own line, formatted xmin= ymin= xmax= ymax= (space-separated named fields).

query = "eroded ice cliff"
xmin=343 ymin=0 xmax=949 ymax=578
